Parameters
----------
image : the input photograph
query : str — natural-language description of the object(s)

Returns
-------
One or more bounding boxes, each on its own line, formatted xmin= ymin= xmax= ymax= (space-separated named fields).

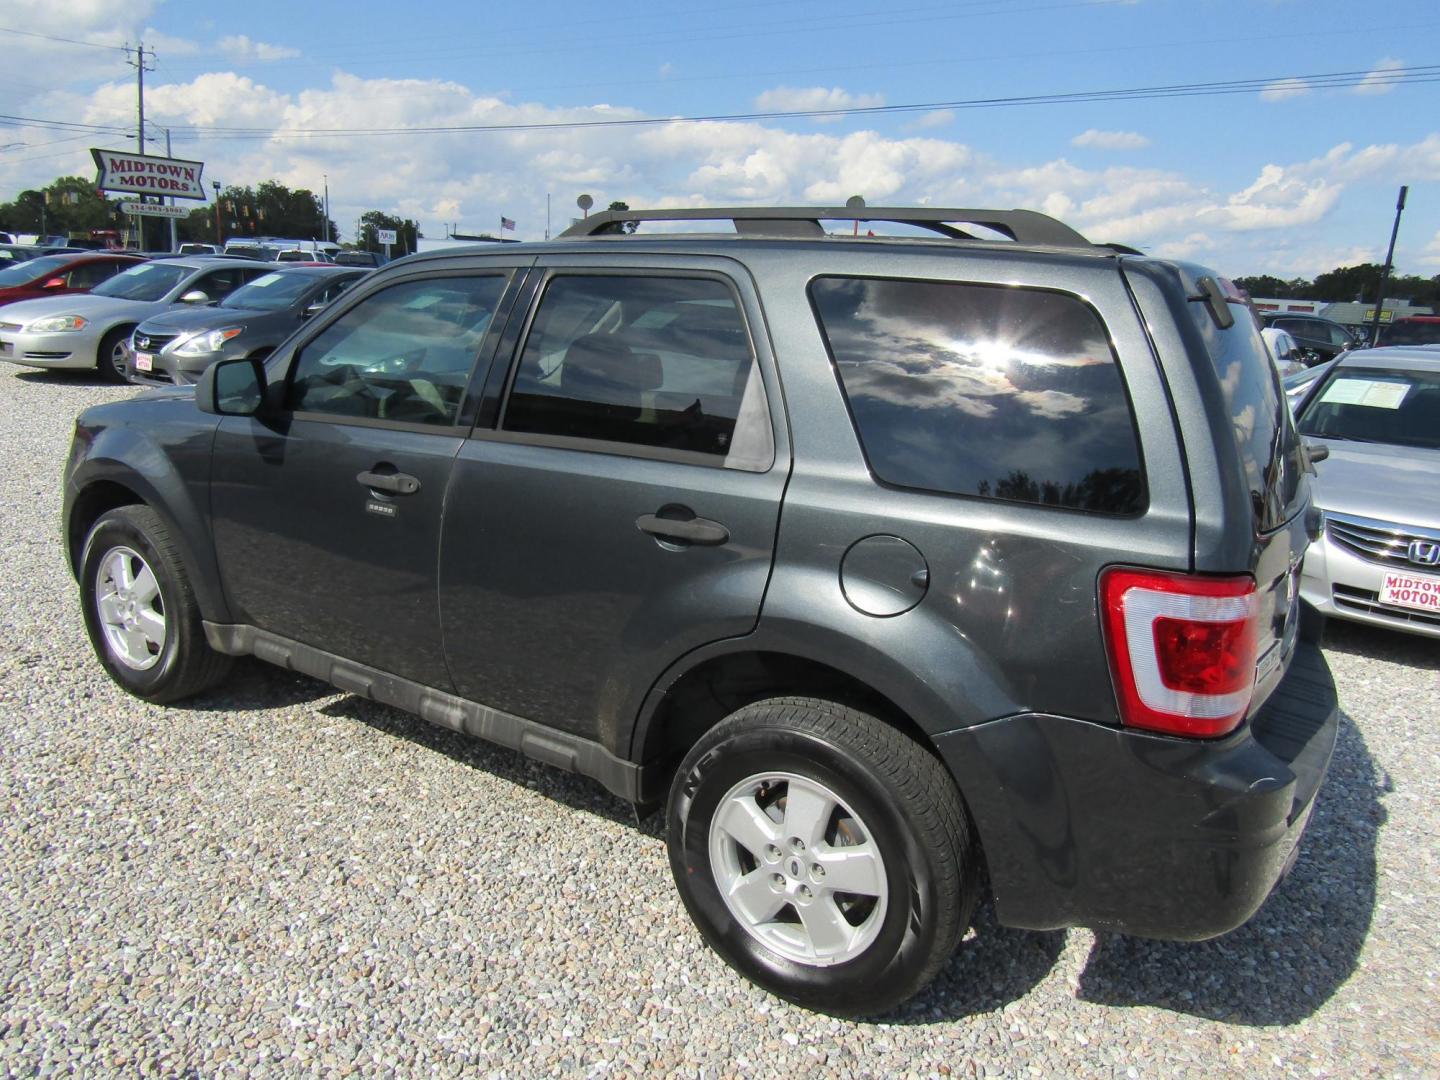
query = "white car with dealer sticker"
xmin=1292 ymin=346 xmax=1440 ymax=638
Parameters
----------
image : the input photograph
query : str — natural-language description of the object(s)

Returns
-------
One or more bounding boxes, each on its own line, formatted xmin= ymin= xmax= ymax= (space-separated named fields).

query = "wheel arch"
xmin=632 ymin=646 xmax=941 ymax=782
xmin=65 ymin=457 xmax=232 ymax=624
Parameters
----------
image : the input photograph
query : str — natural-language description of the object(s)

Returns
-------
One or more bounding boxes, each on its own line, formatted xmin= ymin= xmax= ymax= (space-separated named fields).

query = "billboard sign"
xmin=377 ymin=228 xmax=398 ymax=244
xmin=92 ymin=148 xmax=207 ymax=200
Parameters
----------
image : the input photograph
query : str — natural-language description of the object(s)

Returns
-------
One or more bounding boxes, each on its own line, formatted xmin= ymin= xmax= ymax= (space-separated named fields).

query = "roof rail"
xmin=558 ymin=206 xmax=1094 ymax=247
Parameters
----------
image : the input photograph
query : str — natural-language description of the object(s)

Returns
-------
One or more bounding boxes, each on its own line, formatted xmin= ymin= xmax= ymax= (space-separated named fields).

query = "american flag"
xmin=500 ymin=216 xmax=516 ymax=231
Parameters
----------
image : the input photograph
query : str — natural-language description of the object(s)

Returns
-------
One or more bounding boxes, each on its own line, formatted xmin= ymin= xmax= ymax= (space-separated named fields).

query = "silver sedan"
xmin=1295 ymin=346 xmax=1440 ymax=638
xmin=0 ymin=258 xmax=269 ymax=381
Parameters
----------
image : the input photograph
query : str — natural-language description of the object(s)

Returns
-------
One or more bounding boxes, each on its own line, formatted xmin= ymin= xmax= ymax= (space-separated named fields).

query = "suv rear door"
xmin=438 ymin=254 xmax=789 ymax=747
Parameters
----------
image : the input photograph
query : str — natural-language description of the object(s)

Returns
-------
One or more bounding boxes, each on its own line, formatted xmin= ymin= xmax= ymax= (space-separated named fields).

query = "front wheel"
xmin=97 ymin=326 xmax=131 ymax=382
xmin=79 ymin=506 xmax=231 ymax=703
xmin=667 ymin=697 xmax=979 ymax=1016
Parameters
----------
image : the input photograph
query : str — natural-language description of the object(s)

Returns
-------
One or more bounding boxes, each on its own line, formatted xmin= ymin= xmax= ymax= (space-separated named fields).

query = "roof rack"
xmin=558 ymin=206 xmax=1094 ymax=247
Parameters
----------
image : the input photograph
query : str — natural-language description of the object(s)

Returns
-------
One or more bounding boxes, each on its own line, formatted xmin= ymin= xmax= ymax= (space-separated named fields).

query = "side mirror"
xmin=301 ymin=300 xmax=326 ymax=319
xmin=41 ymin=277 xmax=66 ymax=289
xmin=179 ymin=289 xmax=211 ymax=304
xmin=196 ymin=356 xmax=267 ymax=416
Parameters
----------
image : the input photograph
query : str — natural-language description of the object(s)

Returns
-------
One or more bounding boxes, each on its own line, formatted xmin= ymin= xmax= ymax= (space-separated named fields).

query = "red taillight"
xmin=1101 ymin=568 xmax=1260 ymax=738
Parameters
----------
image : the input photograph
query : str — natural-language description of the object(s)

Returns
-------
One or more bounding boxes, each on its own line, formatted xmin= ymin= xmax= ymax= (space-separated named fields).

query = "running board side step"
xmin=203 ymin=622 xmax=653 ymax=803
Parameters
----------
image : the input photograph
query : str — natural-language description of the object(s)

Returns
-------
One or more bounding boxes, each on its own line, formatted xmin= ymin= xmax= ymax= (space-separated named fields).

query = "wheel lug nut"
xmin=812 ymin=863 xmax=825 ymax=878
xmin=798 ymin=885 xmax=812 ymax=900
xmin=789 ymin=837 xmax=805 ymax=852
xmin=765 ymin=845 xmax=781 ymax=860
xmin=770 ymin=873 xmax=785 ymax=891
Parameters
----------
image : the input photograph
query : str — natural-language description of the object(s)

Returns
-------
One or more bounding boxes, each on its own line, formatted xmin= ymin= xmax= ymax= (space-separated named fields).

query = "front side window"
xmin=287 ymin=275 xmax=506 ymax=425
xmin=812 ymin=276 xmax=1145 ymax=514
xmin=502 ymin=274 xmax=772 ymax=470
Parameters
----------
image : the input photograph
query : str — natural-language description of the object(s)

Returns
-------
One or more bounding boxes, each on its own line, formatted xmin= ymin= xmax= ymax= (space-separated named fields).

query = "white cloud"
xmin=658 ymin=62 xmax=675 ymax=78
xmin=1354 ymin=58 xmax=1405 ymax=96
xmin=1421 ymin=230 xmax=1440 ymax=270
xmin=1261 ymin=78 xmax=1310 ymax=102
xmin=752 ymin=86 xmax=885 ymax=123
xmin=217 ymin=35 xmax=301 ymax=62
xmin=1070 ymin=129 xmax=1150 ymax=151
xmin=910 ymin=110 xmax=955 ymax=131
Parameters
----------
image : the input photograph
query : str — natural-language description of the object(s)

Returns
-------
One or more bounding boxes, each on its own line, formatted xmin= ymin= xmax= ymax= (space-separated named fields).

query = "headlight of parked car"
xmin=173 ymin=327 xmax=243 ymax=355
xmin=29 ymin=314 xmax=87 ymax=333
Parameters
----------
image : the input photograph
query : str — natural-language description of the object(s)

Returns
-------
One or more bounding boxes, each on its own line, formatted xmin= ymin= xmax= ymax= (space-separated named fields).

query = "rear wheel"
xmin=79 ymin=506 xmax=231 ymax=702
xmin=96 ymin=326 xmax=131 ymax=382
xmin=667 ymin=697 xmax=979 ymax=1016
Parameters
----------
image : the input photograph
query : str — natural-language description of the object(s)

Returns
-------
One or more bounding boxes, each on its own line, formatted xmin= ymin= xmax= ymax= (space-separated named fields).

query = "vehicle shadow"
xmin=882 ymin=897 xmax=1068 ymax=1023
xmin=1071 ymin=709 xmax=1385 ymax=1026
xmin=1321 ymin=618 xmax=1437 ymax=671
xmin=11 ymin=369 xmax=122 ymax=389
xmin=184 ymin=659 xmax=658 ymax=832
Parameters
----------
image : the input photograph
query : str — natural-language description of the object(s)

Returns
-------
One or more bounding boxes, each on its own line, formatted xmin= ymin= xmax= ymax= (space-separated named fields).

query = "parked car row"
xmin=0 ymin=255 xmax=371 ymax=381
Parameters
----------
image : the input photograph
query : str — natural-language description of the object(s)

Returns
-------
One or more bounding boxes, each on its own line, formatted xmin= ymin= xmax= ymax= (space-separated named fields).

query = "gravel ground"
xmin=0 ymin=368 xmax=1436 ymax=1078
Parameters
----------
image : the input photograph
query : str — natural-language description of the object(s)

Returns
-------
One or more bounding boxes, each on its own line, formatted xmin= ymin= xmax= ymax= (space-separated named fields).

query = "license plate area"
xmin=1380 ymin=570 xmax=1440 ymax=614
xmin=134 ymin=351 xmax=153 ymax=372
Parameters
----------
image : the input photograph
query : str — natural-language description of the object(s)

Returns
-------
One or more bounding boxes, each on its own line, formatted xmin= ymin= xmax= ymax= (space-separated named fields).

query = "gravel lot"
xmin=0 ymin=368 xmax=1436 ymax=1078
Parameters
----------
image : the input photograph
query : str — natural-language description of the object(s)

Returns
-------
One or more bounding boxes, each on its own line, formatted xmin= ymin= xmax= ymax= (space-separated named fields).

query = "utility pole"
xmin=125 ymin=42 xmax=155 ymax=250
xmin=1368 ymin=185 xmax=1408 ymax=348
xmin=165 ymin=127 xmax=177 ymax=252
xmin=322 ymin=174 xmax=331 ymax=243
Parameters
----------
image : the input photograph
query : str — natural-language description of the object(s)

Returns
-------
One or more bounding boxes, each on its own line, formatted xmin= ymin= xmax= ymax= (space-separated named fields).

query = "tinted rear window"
xmin=811 ymin=277 xmax=1144 ymax=514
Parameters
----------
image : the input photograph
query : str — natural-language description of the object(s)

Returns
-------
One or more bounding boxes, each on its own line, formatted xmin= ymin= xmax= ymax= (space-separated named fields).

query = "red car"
xmin=0 ymin=252 xmax=146 ymax=308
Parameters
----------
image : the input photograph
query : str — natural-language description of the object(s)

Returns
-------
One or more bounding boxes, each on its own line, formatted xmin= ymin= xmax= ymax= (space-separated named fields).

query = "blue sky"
xmin=3 ymin=0 xmax=1438 ymax=277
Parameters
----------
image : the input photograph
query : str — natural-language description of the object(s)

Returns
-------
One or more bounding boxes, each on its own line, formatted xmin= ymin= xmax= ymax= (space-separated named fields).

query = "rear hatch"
xmin=1128 ymin=263 xmax=1311 ymax=716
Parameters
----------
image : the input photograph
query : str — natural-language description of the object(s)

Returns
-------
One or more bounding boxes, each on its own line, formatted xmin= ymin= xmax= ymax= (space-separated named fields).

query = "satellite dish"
xmin=577 ymin=194 xmax=594 ymax=211
xmin=845 ymin=195 xmax=866 ymax=210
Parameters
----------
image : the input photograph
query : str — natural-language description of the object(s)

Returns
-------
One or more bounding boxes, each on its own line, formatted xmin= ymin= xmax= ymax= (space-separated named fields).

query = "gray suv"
xmin=61 ymin=206 xmax=1338 ymax=1016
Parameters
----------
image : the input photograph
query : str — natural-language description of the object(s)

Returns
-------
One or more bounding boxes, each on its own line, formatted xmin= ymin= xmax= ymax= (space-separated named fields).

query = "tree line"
xmin=1234 ymin=265 xmax=1440 ymax=307
xmin=0 ymin=175 xmax=416 ymax=254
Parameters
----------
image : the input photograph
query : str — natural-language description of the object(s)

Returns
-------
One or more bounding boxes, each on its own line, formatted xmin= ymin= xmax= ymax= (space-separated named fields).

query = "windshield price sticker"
xmin=1320 ymin=378 xmax=1410 ymax=409
xmin=1380 ymin=571 xmax=1440 ymax=613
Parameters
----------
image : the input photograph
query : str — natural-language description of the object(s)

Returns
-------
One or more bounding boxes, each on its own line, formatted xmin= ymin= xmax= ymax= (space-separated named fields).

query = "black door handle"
xmin=636 ymin=513 xmax=730 ymax=546
xmin=357 ymin=469 xmax=421 ymax=496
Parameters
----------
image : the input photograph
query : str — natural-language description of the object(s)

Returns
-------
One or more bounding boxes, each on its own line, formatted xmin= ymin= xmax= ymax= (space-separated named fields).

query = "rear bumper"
xmin=933 ymin=639 xmax=1338 ymax=940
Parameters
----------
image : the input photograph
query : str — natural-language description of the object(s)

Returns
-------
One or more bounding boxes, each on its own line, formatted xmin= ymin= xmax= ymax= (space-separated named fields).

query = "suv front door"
xmin=209 ymin=267 xmax=526 ymax=689
xmin=438 ymin=258 xmax=789 ymax=750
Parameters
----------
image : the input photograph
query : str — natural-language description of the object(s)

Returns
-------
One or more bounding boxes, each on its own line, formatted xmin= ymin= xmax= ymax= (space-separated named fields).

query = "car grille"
xmin=131 ymin=331 xmax=180 ymax=352
xmin=1333 ymin=584 xmax=1440 ymax=629
xmin=1326 ymin=511 xmax=1440 ymax=569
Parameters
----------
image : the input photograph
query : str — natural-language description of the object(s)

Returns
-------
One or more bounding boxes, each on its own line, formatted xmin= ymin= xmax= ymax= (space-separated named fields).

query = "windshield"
xmin=221 ymin=271 xmax=317 ymax=311
xmin=91 ymin=262 xmax=189 ymax=301
xmin=0 ymin=254 xmax=75 ymax=286
xmin=1299 ymin=365 xmax=1440 ymax=450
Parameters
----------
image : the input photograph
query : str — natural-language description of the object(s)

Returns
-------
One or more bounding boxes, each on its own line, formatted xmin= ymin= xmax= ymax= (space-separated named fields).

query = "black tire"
xmin=79 ymin=505 xmax=232 ymax=703
xmin=667 ymin=697 xmax=979 ymax=1016
xmin=96 ymin=326 xmax=132 ymax=383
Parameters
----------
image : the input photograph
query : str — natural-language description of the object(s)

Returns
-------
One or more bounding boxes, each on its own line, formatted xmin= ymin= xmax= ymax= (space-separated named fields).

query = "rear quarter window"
xmin=1189 ymin=298 xmax=1304 ymax=532
xmin=810 ymin=276 xmax=1145 ymax=514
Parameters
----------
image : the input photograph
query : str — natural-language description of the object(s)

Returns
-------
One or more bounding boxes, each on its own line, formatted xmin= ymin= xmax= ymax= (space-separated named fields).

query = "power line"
xmin=0 ymin=25 xmax=125 ymax=52
xmin=3 ymin=64 xmax=1436 ymax=146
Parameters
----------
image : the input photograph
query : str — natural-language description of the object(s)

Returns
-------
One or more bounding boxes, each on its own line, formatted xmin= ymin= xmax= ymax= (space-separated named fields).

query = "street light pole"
xmin=1368 ymin=185 xmax=1408 ymax=347
xmin=213 ymin=180 xmax=223 ymax=246
xmin=323 ymin=174 xmax=330 ymax=244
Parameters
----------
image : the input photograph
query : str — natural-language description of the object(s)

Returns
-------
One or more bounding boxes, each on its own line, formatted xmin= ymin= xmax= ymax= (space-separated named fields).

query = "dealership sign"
xmin=119 ymin=201 xmax=190 ymax=219
xmin=92 ymin=148 xmax=207 ymax=200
